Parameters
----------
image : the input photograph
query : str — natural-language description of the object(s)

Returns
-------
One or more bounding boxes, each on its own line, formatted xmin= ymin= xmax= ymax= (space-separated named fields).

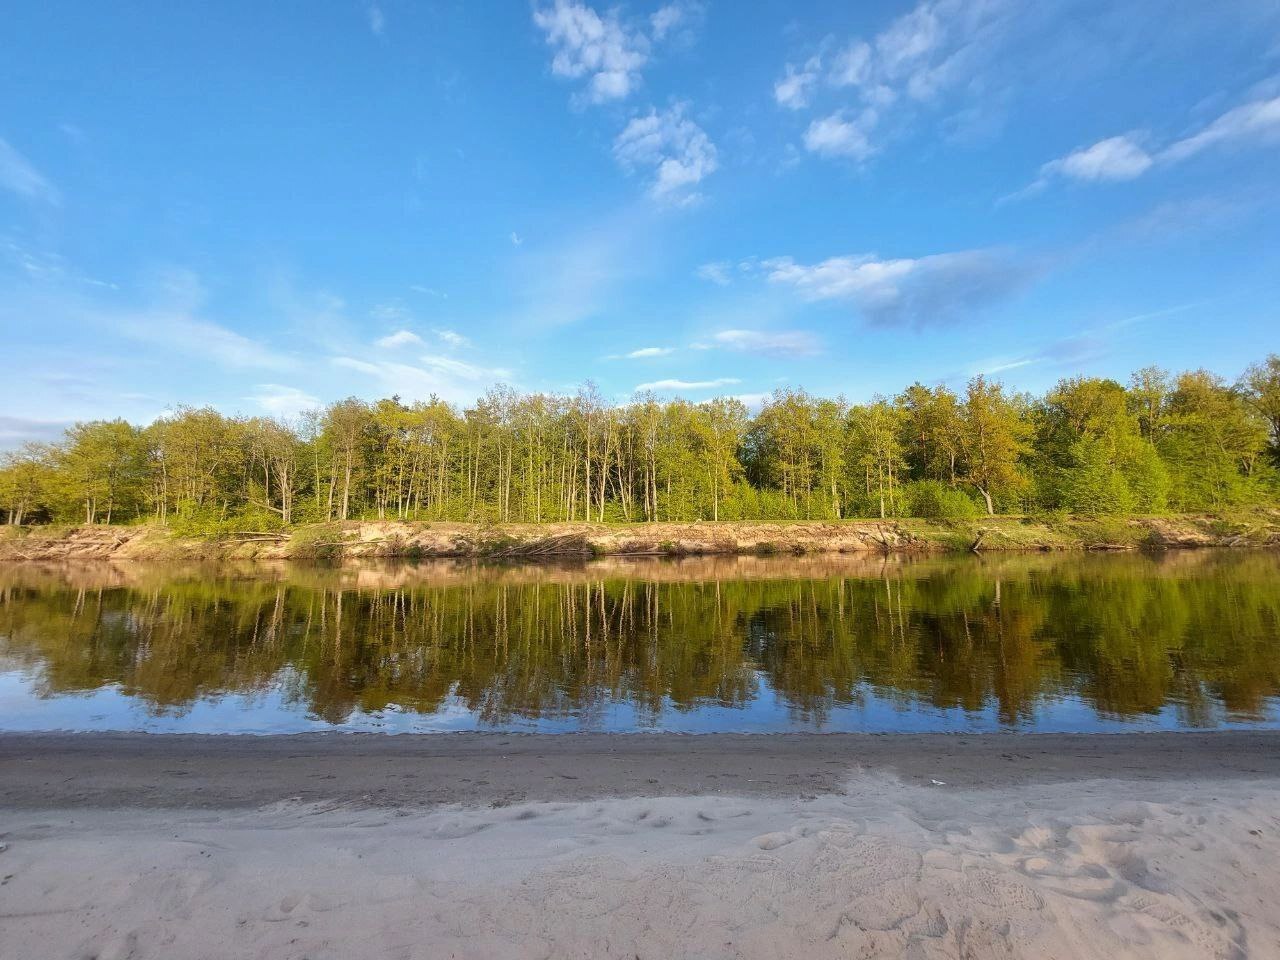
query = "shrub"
xmin=904 ymin=480 xmax=980 ymax=521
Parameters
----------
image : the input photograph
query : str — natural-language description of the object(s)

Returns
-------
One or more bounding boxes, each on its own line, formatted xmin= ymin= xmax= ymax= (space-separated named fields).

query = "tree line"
xmin=2 ymin=356 xmax=1278 ymax=529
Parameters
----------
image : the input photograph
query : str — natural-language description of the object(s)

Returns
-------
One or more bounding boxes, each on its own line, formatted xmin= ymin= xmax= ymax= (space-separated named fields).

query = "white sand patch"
xmin=2 ymin=776 xmax=1278 ymax=959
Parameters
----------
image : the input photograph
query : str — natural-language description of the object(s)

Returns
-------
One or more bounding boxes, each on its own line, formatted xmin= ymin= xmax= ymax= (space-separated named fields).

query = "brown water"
xmin=1 ymin=551 xmax=1277 ymax=733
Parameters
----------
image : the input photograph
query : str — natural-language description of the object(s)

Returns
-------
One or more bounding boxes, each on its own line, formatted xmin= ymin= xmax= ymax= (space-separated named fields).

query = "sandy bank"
xmin=3 ymin=509 xmax=1278 ymax=563
xmin=3 ymin=731 xmax=1279 ymax=809
xmin=2 ymin=737 xmax=1278 ymax=959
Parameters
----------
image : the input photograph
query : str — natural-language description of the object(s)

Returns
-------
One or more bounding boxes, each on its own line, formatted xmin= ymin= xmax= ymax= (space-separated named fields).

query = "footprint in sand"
xmin=93 ymin=929 xmax=139 ymax=960
xmin=752 ymin=832 xmax=796 ymax=851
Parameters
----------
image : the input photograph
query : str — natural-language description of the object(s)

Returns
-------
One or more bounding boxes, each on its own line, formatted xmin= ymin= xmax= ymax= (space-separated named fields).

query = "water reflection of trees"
xmin=1 ymin=551 xmax=1277 ymax=728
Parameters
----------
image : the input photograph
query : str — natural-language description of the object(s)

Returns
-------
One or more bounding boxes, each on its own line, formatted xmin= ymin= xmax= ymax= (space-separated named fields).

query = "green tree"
xmin=1241 ymin=354 xmax=1280 ymax=465
xmin=958 ymin=376 xmax=1029 ymax=515
xmin=0 ymin=444 xmax=54 ymax=525
xmin=55 ymin=420 xmax=148 ymax=523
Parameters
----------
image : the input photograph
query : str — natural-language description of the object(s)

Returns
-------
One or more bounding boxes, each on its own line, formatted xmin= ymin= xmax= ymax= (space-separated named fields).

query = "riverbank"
xmin=3 ymin=731 xmax=1279 ymax=807
xmin=2 ymin=732 xmax=1278 ymax=959
xmin=2 ymin=508 xmax=1278 ymax=562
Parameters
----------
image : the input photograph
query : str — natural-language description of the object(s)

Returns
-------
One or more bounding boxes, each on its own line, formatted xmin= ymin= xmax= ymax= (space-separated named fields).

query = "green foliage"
xmin=1062 ymin=436 xmax=1135 ymax=515
xmin=904 ymin=480 xmax=980 ymax=521
xmin=2 ymin=357 xmax=1277 ymax=529
xmin=166 ymin=505 xmax=287 ymax=538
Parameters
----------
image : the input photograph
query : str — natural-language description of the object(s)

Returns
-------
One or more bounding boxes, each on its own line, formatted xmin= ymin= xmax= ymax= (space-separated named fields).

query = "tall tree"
xmin=958 ymin=377 xmax=1029 ymax=515
xmin=1241 ymin=354 xmax=1280 ymax=464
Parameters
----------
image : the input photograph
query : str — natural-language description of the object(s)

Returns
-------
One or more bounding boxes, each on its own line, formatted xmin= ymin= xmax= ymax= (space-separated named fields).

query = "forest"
xmin=2 ymin=357 xmax=1278 ymax=530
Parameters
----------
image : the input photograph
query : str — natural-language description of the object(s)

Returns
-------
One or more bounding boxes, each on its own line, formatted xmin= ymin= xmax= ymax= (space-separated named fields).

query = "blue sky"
xmin=2 ymin=0 xmax=1279 ymax=446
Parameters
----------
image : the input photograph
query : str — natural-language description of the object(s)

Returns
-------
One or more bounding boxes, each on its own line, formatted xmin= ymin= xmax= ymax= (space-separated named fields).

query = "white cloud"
xmin=0 ymin=415 xmax=71 ymax=449
xmin=1042 ymin=135 xmax=1153 ymax=182
xmin=1022 ymin=95 xmax=1280 ymax=197
xmin=712 ymin=329 xmax=822 ymax=357
xmin=333 ymin=354 xmax=512 ymax=404
xmin=803 ymin=110 xmax=878 ymax=160
xmin=533 ymin=0 xmax=650 ymax=104
xmin=651 ymin=2 xmax=704 ymax=43
xmin=635 ymin=377 xmax=740 ymax=392
xmin=1162 ymin=95 xmax=1280 ymax=162
xmin=419 ymin=354 xmax=509 ymax=382
xmin=370 ymin=302 xmax=413 ymax=324
xmin=613 ymin=103 xmax=718 ymax=201
xmin=775 ymin=57 xmax=821 ymax=110
xmin=731 ymin=392 xmax=770 ymax=409
xmin=249 ymin=384 xmax=321 ymax=418
xmin=966 ymin=334 xmax=1106 ymax=380
xmin=776 ymin=0 xmax=1013 ymax=159
xmin=510 ymin=231 xmax=523 ymax=246
xmin=0 ymin=138 xmax=60 ymax=205
xmin=763 ymin=248 xmax=1031 ymax=327
xmin=626 ymin=346 xmax=674 ymax=358
xmin=874 ymin=2 xmax=945 ymax=91
xmin=829 ymin=41 xmax=873 ymax=89
xmin=696 ymin=261 xmax=732 ymax=285
xmin=376 ymin=329 xmax=425 ymax=349
xmin=367 ymin=3 xmax=385 ymax=37
xmin=434 ymin=328 xmax=471 ymax=349
xmin=161 ymin=315 xmax=298 ymax=370
xmin=409 ymin=284 xmax=448 ymax=298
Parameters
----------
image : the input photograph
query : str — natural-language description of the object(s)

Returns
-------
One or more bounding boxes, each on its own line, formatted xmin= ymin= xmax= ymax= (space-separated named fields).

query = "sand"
xmin=3 ymin=733 xmax=1280 ymax=959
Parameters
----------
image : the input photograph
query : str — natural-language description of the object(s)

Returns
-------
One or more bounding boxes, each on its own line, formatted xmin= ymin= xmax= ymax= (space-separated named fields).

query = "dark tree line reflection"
xmin=1 ymin=552 xmax=1278 ymax=729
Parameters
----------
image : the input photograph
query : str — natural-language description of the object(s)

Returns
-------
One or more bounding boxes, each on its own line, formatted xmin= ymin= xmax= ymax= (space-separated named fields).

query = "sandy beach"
xmin=1 ymin=732 xmax=1278 ymax=959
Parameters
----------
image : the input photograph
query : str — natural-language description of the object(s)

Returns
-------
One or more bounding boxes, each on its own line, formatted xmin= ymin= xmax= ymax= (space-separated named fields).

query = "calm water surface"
xmin=1 ymin=551 xmax=1278 ymax=733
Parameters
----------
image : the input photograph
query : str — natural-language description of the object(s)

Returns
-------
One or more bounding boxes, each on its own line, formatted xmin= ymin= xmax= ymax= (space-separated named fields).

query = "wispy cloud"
xmin=619 ymin=346 xmax=675 ymax=359
xmin=803 ymin=109 xmax=878 ymax=161
xmin=376 ymin=329 xmax=425 ymax=348
xmin=333 ymin=354 xmax=512 ymax=404
xmin=510 ymin=231 xmax=523 ymax=246
xmin=1018 ymin=95 xmax=1280 ymax=197
xmin=1162 ymin=95 xmax=1280 ymax=161
xmin=635 ymin=376 xmax=740 ymax=392
xmin=249 ymin=384 xmax=322 ymax=418
xmin=136 ymin=313 xmax=299 ymax=370
xmin=776 ymin=0 xmax=1016 ymax=161
xmin=409 ymin=284 xmax=448 ymax=299
xmin=366 ymin=3 xmax=385 ymax=37
xmin=775 ymin=57 xmax=822 ymax=110
xmin=732 ymin=392 xmax=771 ymax=409
xmin=373 ymin=312 xmax=471 ymax=352
xmin=763 ymin=248 xmax=1033 ymax=327
xmin=651 ymin=1 xmax=704 ymax=45
xmin=613 ymin=102 xmax=718 ymax=202
xmin=963 ymin=302 xmax=1204 ymax=382
xmin=505 ymin=211 xmax=646 ymax=329
xmin=695 ymin=261 xmax=732 ymax=285
xmin=1042 ymin=135 xmax=1153 ymax=182
xmin=434 ymin=328 xmax=471 ymax=349
xmin=0 ymin=138 xmax=60 ymax=205
xmin=0 ymin=415 xmax=72 ymax=448
xmin=710 ymin=329 xmax=821 ymax=357
xmin=370 ymin=301 xmax=414 ymax=324
xmin=533 ymin=0 xmax=650 ymax=104
xmin=2 ymin=236 xmax=116 ymax=289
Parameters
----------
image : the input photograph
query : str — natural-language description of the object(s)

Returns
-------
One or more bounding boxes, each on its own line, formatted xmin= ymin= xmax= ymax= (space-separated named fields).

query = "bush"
xmin=904 ymin=480 xmax=980 ymax=521
xmin=167 ymin=506 xmax=285 ymax=538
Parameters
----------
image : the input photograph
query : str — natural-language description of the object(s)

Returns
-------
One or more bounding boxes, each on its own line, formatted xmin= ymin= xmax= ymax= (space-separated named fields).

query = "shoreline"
xmin=5 ymin=730 xmax=1279 ymax=809
xmin=1 ymin=509 xmax=1278 ymax=563
xmin=4 ymin=731 xmax=1280 ymax=958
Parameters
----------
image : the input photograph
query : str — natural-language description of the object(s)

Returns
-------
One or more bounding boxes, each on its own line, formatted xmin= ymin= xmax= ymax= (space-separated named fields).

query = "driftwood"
xmin=970 ymin=529 xmax=987 ymax=554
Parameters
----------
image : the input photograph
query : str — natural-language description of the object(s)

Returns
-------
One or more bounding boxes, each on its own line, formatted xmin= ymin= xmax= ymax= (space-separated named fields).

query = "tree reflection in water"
xmin=1 ymin=551 xmax=1278 ymax=730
